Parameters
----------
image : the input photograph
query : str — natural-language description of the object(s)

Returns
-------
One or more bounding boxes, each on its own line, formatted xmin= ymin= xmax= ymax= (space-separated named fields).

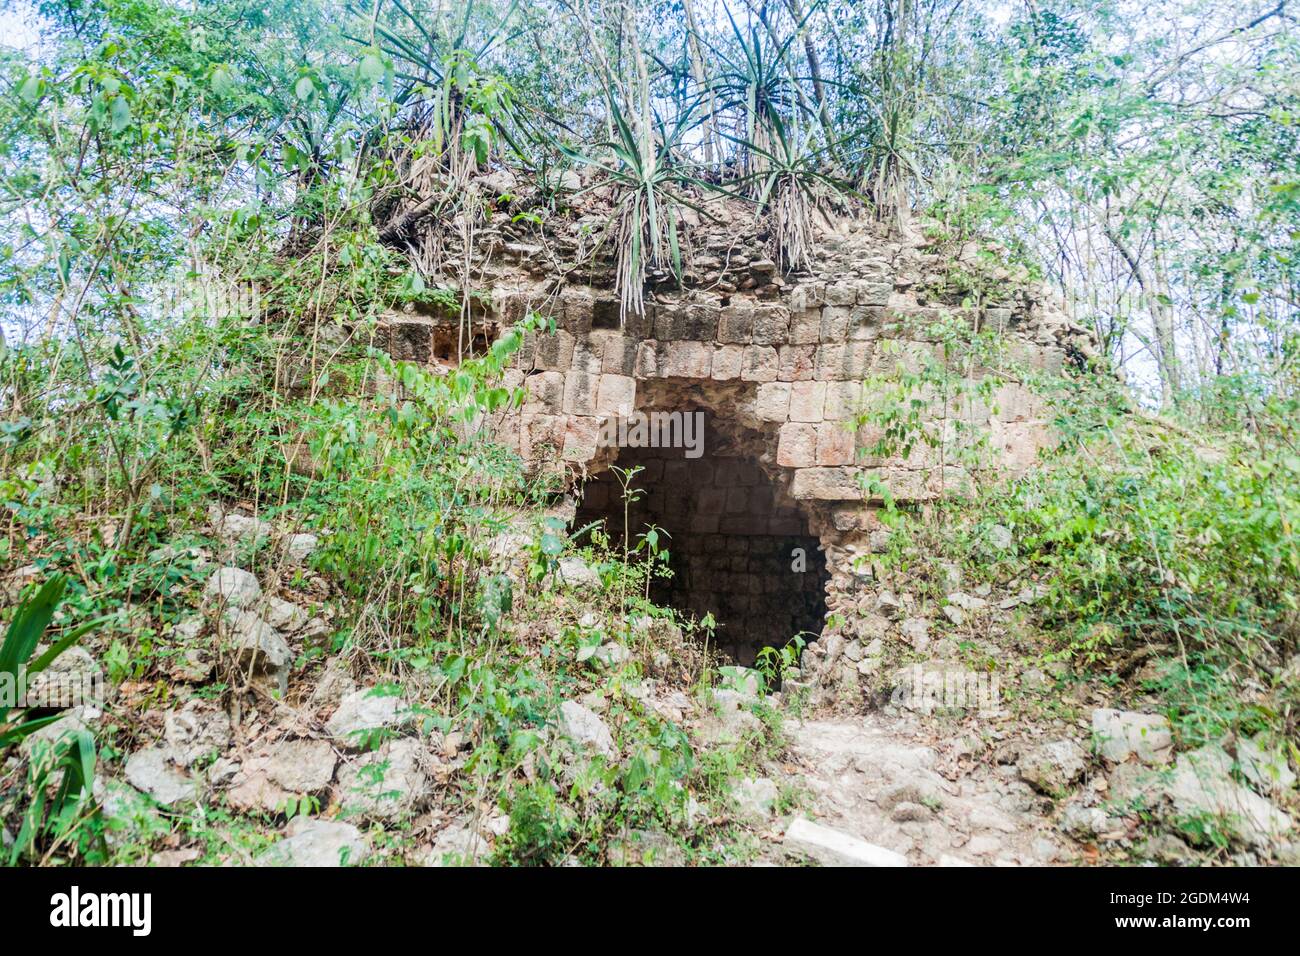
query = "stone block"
xmin=854 ymin=279 xmax=893 ymax=306
xmin=653 ymin=304 xmax=688 ymax=340
xmin=596 ymin=331 xmax=637 ymax=376
xmin=380 ymin=316 xmax=434 ymax=364
xmin=778 ymin=345 xmax=816 ymax=381
xmin=521 ymin=414 xmax=564 ymax=459
xmin=990 ymin=420 xmax=1051 ymax=472
xmin=562 ymin=367 xmax=599 ymax=415
xmin=992 ymin=383 xmax=1042 ymax=423
xmin=718 ymin=303 xmax=754 ymax=344
xmin=523 ymin=370 xmax=564 ymax=414
xmin=534 ymin=329 xmax=576 ymax=371
xmin=815 ymin=423 xmax=856 ymax=466
xmin=661 ymin=341 xmax=713 ymax=378
xmin=712 ymin=344 xmax=744 ymax=380
xmin=789 ymin=381 xmax=826 ymax=422
xmin=847 ymin=305 xmax=884 ymax=341
xmin=752 ymin=305 xmax=791 ymax=345
xmin=825 ymin=283 xmax=856 ymax=306
xmin=740 ymin=346 xmax=778 ymax=382
xmin=777 ymin=422 xmax=818 ymax=467
xmin=823 ymin=381 xmax=864 ymax=420
xmin=561 ymin=416 xmax=601 ymax=462
xmin=820 ymin=306 xmax=850 ymax=342
xmin=790 ymin=467 xmax=866 ymax=501
xmin=635 ymin=339 xmax=660 ymax=377
xmin=816 ymin=342 xmax=874 ymax=380
xmin=596 ymin=374 xmax=636 ymax=416
xmin=561 ymin=289 xmax=594 ymax=334
xmin=755 ymin=382 xmax=792 ymax=422
xmin=789 ymin=308 xmax=822 ymax=345
xmin=684 ymin=303 xmax=720 ymax=340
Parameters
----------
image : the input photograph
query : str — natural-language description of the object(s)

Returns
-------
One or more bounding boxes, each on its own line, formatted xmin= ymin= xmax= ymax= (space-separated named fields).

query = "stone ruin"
xmin=375 ymin=169 xmax=1098 ymax=673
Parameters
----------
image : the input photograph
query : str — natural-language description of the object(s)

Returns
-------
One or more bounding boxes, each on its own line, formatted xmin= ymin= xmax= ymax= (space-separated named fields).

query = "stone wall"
xmin=376 ymin=184 xmax=1098 ymax=680
xmin=574 ymin=411 xmax=829 ymax=665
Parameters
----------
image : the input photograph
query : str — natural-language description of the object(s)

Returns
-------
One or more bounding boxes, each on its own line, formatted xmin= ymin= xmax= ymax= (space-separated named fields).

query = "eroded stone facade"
xmin=378 ymin=187 xmax=1096 ymax=673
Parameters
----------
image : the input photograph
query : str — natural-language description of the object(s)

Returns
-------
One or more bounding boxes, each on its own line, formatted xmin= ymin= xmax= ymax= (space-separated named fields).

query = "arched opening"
xmin=575 ymin=406 xmax=829 ymax=666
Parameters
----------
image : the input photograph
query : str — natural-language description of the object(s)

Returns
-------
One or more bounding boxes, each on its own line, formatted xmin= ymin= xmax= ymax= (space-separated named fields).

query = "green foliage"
xmin=854 ymin=307 xmax=1015 ymax=505
xmin=1 ymin=576 xmax=105 ymax=749
xmin=1 ymin=576 xmax=105 ymax=865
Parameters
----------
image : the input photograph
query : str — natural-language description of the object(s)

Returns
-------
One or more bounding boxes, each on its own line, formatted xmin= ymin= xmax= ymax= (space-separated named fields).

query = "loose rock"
xmin=124 ymin=747 xmax=194 ymax=806
xmin=557 ymin=700 xmax=616 ymax=758
xmin=257 ymin=818 xmax=369 ymax=867
xmin=784 ymin=818 xmax=908 ymax=867
xmin=326 ymin=687 xmax=413 ymax=748
xmin=1017 ymin=739 xmax=1086 ymax=796
xmin=1091 ymin=708 xmax=1173 ymax=765
xmin=203 ymin=567 xmax=261 ymax=609
xmin=335 ymin=738 xmax=428 ymax=822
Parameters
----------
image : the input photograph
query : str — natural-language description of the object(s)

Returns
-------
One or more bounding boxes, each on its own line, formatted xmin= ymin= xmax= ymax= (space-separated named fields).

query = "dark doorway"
xmin=575 ymin=409 xmax=828 ymax=666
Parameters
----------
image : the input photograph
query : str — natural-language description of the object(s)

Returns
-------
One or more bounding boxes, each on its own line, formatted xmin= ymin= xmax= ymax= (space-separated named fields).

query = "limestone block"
xmin=491 ymin=288 xmax=528 ymax=324
xmin=740 ymin=346 xmax=778 ymax=382
xmin=778 ymin=345 xmax=816 ymax=381
xmin=661 ymin=341 xmax=713 ymax=378
xmin=823 ymin=381 xmax=863 ymax=420
xmin=596 ymin=374 xmax=636 ymax=416
xmin=847 ymin=305 xmax=884 ymax=341
xmin=562 ymin=367 xmax=599 ymax=415
xmin=719 ymin=303 xmax=754 ymax=344
xmin=561 ymin=416 xmax=601 ymax=462
xmin=816 ymin=342 xmax=874 ymax=380
xmin=815 ymin=423 xmax=856 ymax=466
xmin=561 ymin=289 xmax=594 ymax=334
xmin=825 ymin=282 xmax=856 ymax=306
xmin=522 ymin=370 xmax=564 ymax=414
xmin=789 ymin=308 xmax=822 ymax=345
xmin=790 ymin=467 xmax=865 ymax=500
xmin=752 ymin=305 xmax=791 ymax=345
xmin=777 ymin=423 xmax=818 ymax=467
xmin=755 ymin=382 xmax=792 ymax=422
xmin=521 ymin=414 xmax=564 ymax=459
xmin=653 ymin=304 xmax=688 ymax=340
xmin=789 ymin=381 xmax=826 ymax=422
xmin=853 ymin=279 xmax=893 ymax=306
xmin=596 ymin=331 xmax=637 ymax=375
xmin=380 ymin=315 xmax=434 ymax=364
xmin=684 ymin=303 xmax=720 ymax=340
xmin=992 ymin=382 xmax=1043 ymax=423
xmin=533 ymin=329 xmax=576 ymax=371
xmin=820 ymin=306 xmax=850 ymax=342
xmin=712 ymin=344 xmax=744 ymax=380
xmin=990 ymin=420 xmax=1051 ymax=472
xmin=635 ymin=339 xmax=659 ymax=377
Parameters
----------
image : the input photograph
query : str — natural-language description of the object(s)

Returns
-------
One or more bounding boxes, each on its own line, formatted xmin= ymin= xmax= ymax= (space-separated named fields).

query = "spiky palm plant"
xmin=2 ymin=575 xmax=106 ymax=864
xmin=561 ymin=98 xmax=714 ymax=323
xmin=702 ymin=6 xmax=803 ymax=188
xmin=728 ymin=114 xmax=852 ymax=273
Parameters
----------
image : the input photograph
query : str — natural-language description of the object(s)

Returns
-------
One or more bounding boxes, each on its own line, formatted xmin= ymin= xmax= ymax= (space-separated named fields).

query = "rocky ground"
xmin=5 ymin=502 xmax=1296 ymax=867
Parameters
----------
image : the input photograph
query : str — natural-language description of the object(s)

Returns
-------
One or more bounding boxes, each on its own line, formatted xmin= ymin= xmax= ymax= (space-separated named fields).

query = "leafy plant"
xmin=1 ymin=576 xmax=105 ymax=750
xmin=560 ymin=97 xmax=714 ymax=322
xmin=2 ymin=575 xmax=106 ymax=865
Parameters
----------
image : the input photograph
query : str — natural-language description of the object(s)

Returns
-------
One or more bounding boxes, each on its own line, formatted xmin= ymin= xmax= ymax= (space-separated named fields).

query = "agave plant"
xmin=726 ymin=113 xmax=853 ymax=273
xmin=560 ymin=97 xmax=717 ymax=323
xmin=701 ymin=5 xmax=805 ymax=186
xmin=0 ymin=575 xmax=102 ymax=749
xmin=2 ymin=575 xmax=106 ymax=864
